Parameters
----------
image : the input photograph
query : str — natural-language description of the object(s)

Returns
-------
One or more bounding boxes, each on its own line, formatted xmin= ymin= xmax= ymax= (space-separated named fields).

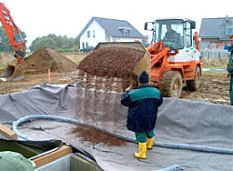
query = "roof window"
xmin=118 ymin=27 xmax=132 ymax=35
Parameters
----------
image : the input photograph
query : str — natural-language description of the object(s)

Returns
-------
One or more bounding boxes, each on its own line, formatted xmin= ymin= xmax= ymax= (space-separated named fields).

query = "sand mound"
xmin=24 ymin=48 xmax=78 ymax=74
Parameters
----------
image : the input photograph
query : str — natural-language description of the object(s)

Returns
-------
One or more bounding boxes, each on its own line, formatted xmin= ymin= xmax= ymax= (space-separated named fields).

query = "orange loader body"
xmin=147 ymin=40 xmax=202 ymax=86
xmin=145 ymin=31 xmax=202 ymax=97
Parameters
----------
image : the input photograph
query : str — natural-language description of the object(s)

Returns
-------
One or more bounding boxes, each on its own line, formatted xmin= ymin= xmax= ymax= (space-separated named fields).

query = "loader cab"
xmin=145 ymin=19 xmax=196 ymax=50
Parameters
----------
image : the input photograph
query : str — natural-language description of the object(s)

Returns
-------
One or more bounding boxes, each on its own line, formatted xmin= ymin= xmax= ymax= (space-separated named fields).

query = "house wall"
xmin=201 ymin=38 xmax=231 ymax=49
xmin=200 ymin=38 xmax=230 ymax=60
xmin=79 ymin=20 xmax=144 ymax=50
xmin=79 ymin=20 xmax=106 ymax=50
xmin=200 ymin=38 xmax=219 ymax=49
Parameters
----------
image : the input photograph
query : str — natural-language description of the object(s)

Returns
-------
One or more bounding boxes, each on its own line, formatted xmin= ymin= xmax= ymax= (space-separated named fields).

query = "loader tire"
xmin=187 ymin=66 xmax=201 ymax=91
xmin=159 ymin=70 xmax=183 ymax=97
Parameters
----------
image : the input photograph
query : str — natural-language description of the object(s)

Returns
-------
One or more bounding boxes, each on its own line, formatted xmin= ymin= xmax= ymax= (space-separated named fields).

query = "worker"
xmin=121 ymin=71 xmax=163 ymax=159
xmin=164 ymin=24 xmax=182 ymax=48
xmin=164 ymin=24 xmax=177 ymax=41
xmin=0 ymin=151 xmax=35 ymax=171
xmin=226 ymin=34 xmax=233 ymax=105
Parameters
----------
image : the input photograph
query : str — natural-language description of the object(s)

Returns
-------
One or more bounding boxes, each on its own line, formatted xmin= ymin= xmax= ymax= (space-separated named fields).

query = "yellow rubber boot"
xmin=134 ymin=142 xmax=147 ymax=159
xmin=147 ymin=137 xmax=154 ymax=150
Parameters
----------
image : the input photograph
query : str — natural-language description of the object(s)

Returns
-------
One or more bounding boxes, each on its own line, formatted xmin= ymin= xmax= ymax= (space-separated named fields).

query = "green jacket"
xmin=227 ymin=48 xmax=233 ymax=74
xmin=121 ymin=84 xmax=163 ymax=132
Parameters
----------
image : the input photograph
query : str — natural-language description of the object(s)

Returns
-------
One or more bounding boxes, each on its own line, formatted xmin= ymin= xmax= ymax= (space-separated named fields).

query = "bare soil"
xmin=181 ymin=72 xmax=230 ymax=105
xmin=0 ymin=70 xmax=230 ymax=105
xmin=0 ymin=71 xmax=78 ymax=94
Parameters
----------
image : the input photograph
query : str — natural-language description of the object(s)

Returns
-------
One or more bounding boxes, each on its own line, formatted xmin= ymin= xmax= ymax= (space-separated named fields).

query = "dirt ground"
xmin=0 ymin=69 xmax=230 ymax=105
xmin=181 ymin=72 xmax=230 ymax=105
xmin=0 ymin=52 xmax=231 ymax=105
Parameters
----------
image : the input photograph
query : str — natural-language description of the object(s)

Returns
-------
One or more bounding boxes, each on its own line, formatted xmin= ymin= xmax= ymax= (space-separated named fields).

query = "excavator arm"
xmin=0 ymin=2 xmax=26 ymax=63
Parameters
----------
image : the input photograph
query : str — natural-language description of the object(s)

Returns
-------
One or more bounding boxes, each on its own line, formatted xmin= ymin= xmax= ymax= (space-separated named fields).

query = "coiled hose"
xmin=12 ymin=114 xmax=233 ymax=171
xmin=12 ymin=115 xmax=233 ymax=155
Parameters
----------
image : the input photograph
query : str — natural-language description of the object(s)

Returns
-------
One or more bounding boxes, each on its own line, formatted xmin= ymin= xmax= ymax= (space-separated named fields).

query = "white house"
xmin=77 ymin=16 xmax=145 ymax=51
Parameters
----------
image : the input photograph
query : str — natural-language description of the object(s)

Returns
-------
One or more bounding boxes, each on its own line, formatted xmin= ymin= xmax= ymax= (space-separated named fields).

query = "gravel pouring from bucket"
xmin=77 ymin=42 xmax=151 ymax=91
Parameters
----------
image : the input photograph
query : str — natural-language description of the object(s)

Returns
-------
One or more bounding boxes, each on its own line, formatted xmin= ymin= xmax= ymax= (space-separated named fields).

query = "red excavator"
xmin=0 ymin=2 xmax=26 ymax=80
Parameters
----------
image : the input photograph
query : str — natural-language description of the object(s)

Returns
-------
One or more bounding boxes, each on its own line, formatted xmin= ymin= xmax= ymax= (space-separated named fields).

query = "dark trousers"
xmin=135 ymin=131 xmax=155 ymax=143
xmin=230 ymin=75 xmax=233 ymax=105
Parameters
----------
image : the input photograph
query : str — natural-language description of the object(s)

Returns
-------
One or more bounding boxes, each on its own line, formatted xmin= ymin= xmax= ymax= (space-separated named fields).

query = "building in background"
xmin=199 ymin=16 xmax=233 ymax=49
xmin=77 ymin=16 xmax=145 ymax=52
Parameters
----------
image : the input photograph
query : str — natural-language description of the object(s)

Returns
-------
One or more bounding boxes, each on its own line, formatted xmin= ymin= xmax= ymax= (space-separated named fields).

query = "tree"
xmin=0 ymin=26 xmax=12 ymax=52
xmin=29 ymin=34 xmax=78 ymax=52
xmin=29 ymin=37 xmax=57 ymax=51
xmin=0 ymin=26 xmax=26 ymax=53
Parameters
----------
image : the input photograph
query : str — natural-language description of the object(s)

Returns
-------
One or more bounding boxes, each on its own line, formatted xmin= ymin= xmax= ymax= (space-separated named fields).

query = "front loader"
xmin=144 ymin=18 xmax=202 ymax=97
xmin=77 ymin=18 xmax=202 ymax=98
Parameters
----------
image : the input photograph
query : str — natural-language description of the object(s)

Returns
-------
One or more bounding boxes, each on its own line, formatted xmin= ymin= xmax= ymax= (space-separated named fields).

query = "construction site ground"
xmin=1 ymin=51 xmax=233 ymax=170
xmin=0 ymin=52 xmax=230 ymax=105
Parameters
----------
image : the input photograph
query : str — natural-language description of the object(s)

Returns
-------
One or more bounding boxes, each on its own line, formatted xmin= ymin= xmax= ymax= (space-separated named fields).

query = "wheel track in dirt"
xmin=181 ymin=72 xmax=230 ymax=105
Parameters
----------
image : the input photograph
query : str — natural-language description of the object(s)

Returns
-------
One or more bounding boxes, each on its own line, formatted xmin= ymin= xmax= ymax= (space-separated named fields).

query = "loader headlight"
xmin=169 ymin=50 xmax=178 ymax=55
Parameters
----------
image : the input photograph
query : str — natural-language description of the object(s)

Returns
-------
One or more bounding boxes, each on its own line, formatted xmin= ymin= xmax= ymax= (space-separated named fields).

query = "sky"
xmin=1 ymin=0 xmax=233 ymax=47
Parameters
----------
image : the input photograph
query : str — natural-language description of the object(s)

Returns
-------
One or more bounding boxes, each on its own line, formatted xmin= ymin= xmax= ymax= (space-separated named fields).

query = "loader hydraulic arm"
xmin=147 ymin=41 xmax=170 ymax=68
xmin=0 ymin=2 xmax=26 ymax=60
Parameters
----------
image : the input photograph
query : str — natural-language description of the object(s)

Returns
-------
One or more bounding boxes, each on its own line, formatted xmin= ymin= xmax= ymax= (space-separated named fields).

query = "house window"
xmin=82 ymin=42 xmax=85 ymax=49
xmin=226 ymin=27 xmax=233 ymax=35
xmin=93 ymin=30 xmax=95 ymax=38
xmin=87 ymin=31 xmax=90 ymax=38
xmin=124 ymin=29 xmax=130 ymax=34
xmin=118 ymin=27 xmax=132 ymax=35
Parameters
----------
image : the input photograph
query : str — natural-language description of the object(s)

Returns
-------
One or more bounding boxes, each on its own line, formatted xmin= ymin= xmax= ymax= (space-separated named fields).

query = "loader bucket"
xmin=78 ymin=42 xmax=151 ymax=91
xmin=0 ymin=60 xmax=24 ymax=81
xmin=94 ymin=42 xmax=151 ymax=76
